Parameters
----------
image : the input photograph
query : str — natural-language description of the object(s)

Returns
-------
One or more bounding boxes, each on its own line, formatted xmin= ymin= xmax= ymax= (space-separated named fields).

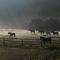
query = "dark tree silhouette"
xmin=27 ymin=17 xmax=60 ymax=31
xmin=27 ymin=18 xmax=45 ymax=31
xmin=45 ymin=18 xmax=60 ymax=31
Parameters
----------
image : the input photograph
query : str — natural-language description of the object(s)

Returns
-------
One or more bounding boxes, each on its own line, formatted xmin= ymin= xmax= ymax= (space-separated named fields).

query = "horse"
xmin=40 ymin=36 xmax=52 ymax=47
xmin=8 ymin=32 xmax=16 ymax=37
xmin=52 ymin=31 xmax=59 ymax=36
xmin=29 ymin=29 xmax=35 ymax=35
xmin=38 ymin=30 xmax=45 ymax=35
xmin=46 ymin=31 xmax=51 ymax=36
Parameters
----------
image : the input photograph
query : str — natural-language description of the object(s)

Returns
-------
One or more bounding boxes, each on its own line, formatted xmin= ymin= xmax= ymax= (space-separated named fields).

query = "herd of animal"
xmin=29 ymin=29 xmax=59 ymax=47
xmin=29 ymin=29 xmax=59 ymax=36
xmin=8 ymin=30 xmax=59 ymax=47
xmin=8 ymin=29 xmax=59 ymax=37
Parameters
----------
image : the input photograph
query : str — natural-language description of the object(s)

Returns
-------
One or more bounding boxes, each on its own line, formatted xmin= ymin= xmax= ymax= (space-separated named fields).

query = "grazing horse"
xmin=8 ymin=32 xmax=16 ymax=37
xmin=52 ymin=31 xmax=59 ymax=36
xmin=40 ymin=36 xmax=52 ymax=47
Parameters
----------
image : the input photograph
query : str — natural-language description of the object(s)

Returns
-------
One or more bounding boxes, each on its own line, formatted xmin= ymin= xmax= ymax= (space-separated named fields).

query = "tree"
xmin=27 ymin=18 xmax=45 ymax=30
xmin=27 ymin=17 xmax=60 ymax=31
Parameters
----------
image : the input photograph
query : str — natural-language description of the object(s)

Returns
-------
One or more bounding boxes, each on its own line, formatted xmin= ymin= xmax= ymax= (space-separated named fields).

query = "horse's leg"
xmin=41 ymin=40 xmax=42 ymax=47
xmin=14 ymin=34 xmax=15 ymax=37
xmin=9 ymin=34 xmax=10 ymax=37
xmin=46 ymin=32 xmax=48 ymax=36
xmin=49 ymin=39 xmax=52 ymax=46
xmin=41 ymin=32 xmax=42 ymax=35
xmin=41 ymin=40 xmax=45 ymax=47
xmin=34 ymin=31 xmax=35 ymax=35
xmin=50 ymin=33 xmax=51 ymax=36
xmin=40 ymin=32 xmax=42 ymax=36
xmin=43 ymin=41 xmax=45 ymax=47
xmin=41 ymin=32 xmax=42 ymax=36
xmin=10 ymin=34 xmax=11 ymax=37
xmin=31 ymin=32 xmax=32 ymax=35
xmin=53 ymin=33 xmax=55 ymax=36
xmin=46 ymin=33 xmax=48 ymax=36
xmin=57 ymin=33 xmax=58 ymax=37
xmin=42 ymin=32 xmax=43 ymax=35
xmin=53 ymin=33 xmax=54 ymax=36
xmin=43 ymin=32 xmax=44 ymax=35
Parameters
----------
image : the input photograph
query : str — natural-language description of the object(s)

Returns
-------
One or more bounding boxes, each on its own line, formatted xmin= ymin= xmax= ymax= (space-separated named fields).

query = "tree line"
xmin=27 ymin=18 xmax=60 ymax=31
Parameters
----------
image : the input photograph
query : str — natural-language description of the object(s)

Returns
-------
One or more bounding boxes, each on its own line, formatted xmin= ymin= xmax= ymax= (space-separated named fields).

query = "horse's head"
xmin=8 ymin=32 xmax=11 ymax=34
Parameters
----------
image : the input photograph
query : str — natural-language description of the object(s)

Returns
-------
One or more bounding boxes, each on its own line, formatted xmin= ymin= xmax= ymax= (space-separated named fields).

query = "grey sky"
xmin=0 ymin=0 xmax=59 ymax=16
xmin=0 ymin=0 xmax=60 ymax=29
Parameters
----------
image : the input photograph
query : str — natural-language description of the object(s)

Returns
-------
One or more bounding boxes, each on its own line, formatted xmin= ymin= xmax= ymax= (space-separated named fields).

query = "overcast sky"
xmin=0 ymin=0 xmax=60 ymax=29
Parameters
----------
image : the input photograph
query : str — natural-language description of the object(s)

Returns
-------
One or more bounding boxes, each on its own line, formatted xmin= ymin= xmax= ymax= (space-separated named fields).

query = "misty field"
xmin=0 ymin=29 xmax=60 ymax=60
xmin=0 ymin=29 xmax=60 ymax=48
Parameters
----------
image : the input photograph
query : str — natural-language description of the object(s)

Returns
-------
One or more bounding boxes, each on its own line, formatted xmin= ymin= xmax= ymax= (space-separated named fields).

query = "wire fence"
xmin=0 ymin=38 xmax=60 ymax=60
xmin=0 ymin=38 xmax=41 ymax=48
xmin=0 ymin=38 xmax=60 ymax=48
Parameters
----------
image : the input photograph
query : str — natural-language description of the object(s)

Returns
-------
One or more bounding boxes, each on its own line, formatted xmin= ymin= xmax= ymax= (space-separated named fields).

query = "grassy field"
xmin=0 ymin=37 xmax=59 ymax=60
xmin=0 ymin=48 xmax=60 ymax=60
xmin=0 ymin=37 xmax=60 ymax=48
xmin=0 ymin=30 xmax=60 ymax=60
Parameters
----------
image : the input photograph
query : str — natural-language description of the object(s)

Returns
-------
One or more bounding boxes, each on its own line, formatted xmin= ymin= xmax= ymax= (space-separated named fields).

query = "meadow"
xmin=0 ymin=29 xmax=60 ymax=60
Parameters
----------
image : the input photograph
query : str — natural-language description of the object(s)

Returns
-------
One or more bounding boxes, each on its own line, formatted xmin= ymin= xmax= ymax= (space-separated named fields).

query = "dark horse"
xmin=8 ymin=32 xmax=16 ymax=37
xmin=52 ymin=31 xmax=59 ymax=36
xmin=40 ymin=36 xmax=52 ymax=47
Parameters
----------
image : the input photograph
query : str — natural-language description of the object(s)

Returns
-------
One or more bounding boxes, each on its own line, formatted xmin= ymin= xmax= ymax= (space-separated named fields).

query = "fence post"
xmin=21 ymin=40 xmax=23 ymax=47
xmin=29 ymin=56 xmax=31 ymax=60
xmin=3 ymin=38 xmax=5 ymax=47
